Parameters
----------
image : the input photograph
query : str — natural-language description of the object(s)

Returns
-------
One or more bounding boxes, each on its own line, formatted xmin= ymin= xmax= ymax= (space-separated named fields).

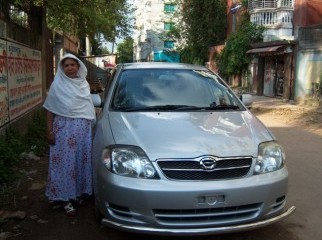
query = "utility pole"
xmin=111 ymin=41 xmax=115 ymax=54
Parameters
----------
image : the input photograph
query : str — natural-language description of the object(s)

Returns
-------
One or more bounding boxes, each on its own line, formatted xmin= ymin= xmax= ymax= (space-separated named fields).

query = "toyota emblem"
xmin=200 ymin=157 xmax=217 ymax=171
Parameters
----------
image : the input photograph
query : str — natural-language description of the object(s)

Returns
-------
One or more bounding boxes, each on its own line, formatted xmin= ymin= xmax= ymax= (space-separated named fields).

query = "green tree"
xmin=116 ymin=37 xmax=134 ymax=63
xmin=216 ymin=16 xmax=265 ymax=79
xmin=174 ymin=0 xmax=227 ymax=65
xmin=91 ymin=38 xmax=110 ymax=55
xmin=10 ymin=0 xmax=134 ymax=42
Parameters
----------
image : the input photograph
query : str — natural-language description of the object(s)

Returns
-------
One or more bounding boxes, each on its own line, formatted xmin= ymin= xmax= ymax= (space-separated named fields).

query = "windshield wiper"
xmin=173 ymin=105 xmax=241 ymax=111
xmin=115 ymin=104 xmax=240 ymax=112
xmin=116 ymin=105 xmax=202 ymax=112
xmin=203 ymin=105 xmax=240 ymax=110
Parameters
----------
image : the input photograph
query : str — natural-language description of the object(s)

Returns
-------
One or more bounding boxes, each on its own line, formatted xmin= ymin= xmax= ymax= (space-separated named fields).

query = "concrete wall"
xmin=295 ymin=50 xmax=322 ymax=99
xmin=0 ymin=3 xmax=50 ymax=136
xmin=294 ymin=23 xmax=322 ymax=101
xmin=294 ymin=0 xmax=322 ymax=28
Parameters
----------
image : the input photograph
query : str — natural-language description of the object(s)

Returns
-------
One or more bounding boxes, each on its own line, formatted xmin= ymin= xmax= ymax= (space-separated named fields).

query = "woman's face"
xmin=62 ymin=58 xmax=80 ymax=78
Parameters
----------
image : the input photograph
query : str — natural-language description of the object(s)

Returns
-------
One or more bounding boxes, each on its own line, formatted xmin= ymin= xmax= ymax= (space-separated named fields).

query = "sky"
xmin=102 ymin=0 xmax=134 ymax=53
xmin=103 ymin=41 xmax=119 ymax=54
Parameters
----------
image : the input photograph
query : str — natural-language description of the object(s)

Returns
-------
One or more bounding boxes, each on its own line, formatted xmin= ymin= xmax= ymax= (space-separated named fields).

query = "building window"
xmin=280 ymin=0 xmax=293 ymax=7
xmin=164 ymin=40 xmax=174 ymax=49
xmin=164 ymin=22 xmax=174 ymax=31
xmin=248 ymin=0 xmax=278 ymax=10
xmin=164 ymin=3 xmax=176 ymax=13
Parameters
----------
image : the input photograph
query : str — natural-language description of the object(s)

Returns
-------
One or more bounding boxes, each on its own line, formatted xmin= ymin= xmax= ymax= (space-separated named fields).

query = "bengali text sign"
xmin=0 ymin=39 xmax=9 ymax=127
xmin=7 ymin=42 xmax=42 ymax=120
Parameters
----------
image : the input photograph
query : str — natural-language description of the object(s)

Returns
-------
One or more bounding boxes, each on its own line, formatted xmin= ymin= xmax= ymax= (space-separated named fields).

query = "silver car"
xmin=91 ymin=62 xmax=295 ymax=235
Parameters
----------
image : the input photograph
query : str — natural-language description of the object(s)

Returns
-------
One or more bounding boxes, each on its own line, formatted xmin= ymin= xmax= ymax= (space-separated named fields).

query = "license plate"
xmin=197 ymin=194 xmax=225 ymax=206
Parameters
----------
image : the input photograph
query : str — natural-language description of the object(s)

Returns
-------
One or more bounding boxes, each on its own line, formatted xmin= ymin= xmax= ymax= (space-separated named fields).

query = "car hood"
xmin=108 ymin=111 xmax=273 ymax=160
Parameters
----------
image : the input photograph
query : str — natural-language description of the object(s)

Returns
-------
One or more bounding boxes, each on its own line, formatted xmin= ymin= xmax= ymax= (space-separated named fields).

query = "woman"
xmin=43 ymin=53 xmax=96 ymax=216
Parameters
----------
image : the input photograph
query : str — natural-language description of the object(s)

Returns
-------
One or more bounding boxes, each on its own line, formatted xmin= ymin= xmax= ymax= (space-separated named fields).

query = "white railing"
xmin=249 ymin=0 xmax=276 ymax=9
xmin=250 ymin=9 xmax=293 ymax=28
xmin=277 ymin=0 xmax=293 ymax=8
xmin=248 ymin=0 xmax=293 ymax=11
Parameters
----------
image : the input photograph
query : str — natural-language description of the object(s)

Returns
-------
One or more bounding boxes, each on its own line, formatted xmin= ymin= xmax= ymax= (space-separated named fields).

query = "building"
xmin=293 ymin=0 xmax=322 ymax=102
xmin=208 ymin=0 xmax=248 ymax=85
xmin=247 ymin=0 xmax=322 ymax=101
xmin=132 ymin=0 xmax=180 ymax=62
xmin=247 ymin=0 xmax=295 ymax=99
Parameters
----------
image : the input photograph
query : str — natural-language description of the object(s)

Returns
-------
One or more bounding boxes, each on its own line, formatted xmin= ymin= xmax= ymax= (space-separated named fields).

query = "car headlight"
xmin=101 ymin=145 xmax=159 ymax=179
xmin=255 ymin=141 xmax=285 ymax=174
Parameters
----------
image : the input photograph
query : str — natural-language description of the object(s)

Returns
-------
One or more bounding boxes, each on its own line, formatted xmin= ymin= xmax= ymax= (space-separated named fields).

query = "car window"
xmin=111 ymin=69 xmax=243 ymax=111
xmin=102 ymin=67 xmax=118 ymax=104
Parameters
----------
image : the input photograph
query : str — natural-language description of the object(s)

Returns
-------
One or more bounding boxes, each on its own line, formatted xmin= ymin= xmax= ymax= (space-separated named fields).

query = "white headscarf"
xmin=43 ymin=53 xmax=96 ymax=121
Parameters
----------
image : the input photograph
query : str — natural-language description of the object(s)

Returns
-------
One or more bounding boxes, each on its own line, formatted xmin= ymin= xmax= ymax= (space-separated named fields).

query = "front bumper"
xmin=101 ymin=206 xmax=295 ymax=235
xmin=95 ymin=166 xmax=293 ymax=235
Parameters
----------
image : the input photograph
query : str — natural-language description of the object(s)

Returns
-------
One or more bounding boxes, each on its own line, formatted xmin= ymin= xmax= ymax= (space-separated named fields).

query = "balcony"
xmin=248 ymin=0 xmax=293 ymax=10
xmin=248 ymin=0 xmax=294 ymax=41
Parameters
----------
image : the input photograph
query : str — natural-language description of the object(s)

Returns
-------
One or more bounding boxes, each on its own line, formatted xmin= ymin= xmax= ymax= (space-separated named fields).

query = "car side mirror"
xmin=91 ymin=94 xmax=103 ymax=107
xmin=240 ymin=94 xmax=253 ymax=107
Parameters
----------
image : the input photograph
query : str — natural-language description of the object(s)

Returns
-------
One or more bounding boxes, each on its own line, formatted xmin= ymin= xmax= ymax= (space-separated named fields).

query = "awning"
xmin=246 ymin=45 xmax=286 ymax=54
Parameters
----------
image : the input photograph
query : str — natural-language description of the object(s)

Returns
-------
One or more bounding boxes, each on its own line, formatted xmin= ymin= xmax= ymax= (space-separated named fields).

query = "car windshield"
xmin=111 ymin=69 xmax=244 ymax=111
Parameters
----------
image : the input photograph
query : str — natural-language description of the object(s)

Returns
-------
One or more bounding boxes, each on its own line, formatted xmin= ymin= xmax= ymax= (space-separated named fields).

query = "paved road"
xmin=255 ymin=111 xmax=322 ymax=240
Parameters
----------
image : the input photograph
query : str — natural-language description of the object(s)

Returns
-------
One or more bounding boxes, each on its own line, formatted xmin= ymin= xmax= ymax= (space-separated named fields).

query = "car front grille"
xmin=153 ymin=203 xmax=262 ymax=226
xmin=157 ymin=157 xmax=252 ymax=180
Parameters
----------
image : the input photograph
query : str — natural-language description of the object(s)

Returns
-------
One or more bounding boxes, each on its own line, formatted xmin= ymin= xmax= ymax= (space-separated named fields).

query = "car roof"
xmin=119 ymin=62 xmax=208 ymax=71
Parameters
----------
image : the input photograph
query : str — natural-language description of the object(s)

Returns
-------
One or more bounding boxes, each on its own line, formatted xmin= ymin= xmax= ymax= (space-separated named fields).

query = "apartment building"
xmin=132 ymin=0 xmax=180 ymax=62
xmin=246 ymin=0 xmax=295 ymax=99
xmin=247 ymin=0 xmax=322 ymax=101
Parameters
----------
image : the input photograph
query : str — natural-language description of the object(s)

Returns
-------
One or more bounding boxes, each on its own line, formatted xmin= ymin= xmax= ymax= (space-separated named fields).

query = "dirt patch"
xmin=251 ymin=107 xmax=322 ymax=136
xmin=0 ymin=155 xmax=49 ymax=238
xmin=0 ymin=154 xmax=115 ymax=240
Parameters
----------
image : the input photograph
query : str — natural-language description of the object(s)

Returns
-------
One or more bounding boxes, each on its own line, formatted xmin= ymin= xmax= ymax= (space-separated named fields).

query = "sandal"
xmin=62 ymin=202 xmax=77 ymax=217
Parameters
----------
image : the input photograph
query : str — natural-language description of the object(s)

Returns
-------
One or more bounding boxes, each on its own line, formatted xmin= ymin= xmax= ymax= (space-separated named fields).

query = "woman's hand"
xmin=47 ymin=131 xmax=56 ymax=145
xmin=46 ymin=111 xmax=55 ymax=145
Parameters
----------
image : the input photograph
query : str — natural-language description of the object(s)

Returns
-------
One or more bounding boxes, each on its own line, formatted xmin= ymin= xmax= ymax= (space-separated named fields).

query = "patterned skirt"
xmin=46 ymin=115 xmax=93 ymax=201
